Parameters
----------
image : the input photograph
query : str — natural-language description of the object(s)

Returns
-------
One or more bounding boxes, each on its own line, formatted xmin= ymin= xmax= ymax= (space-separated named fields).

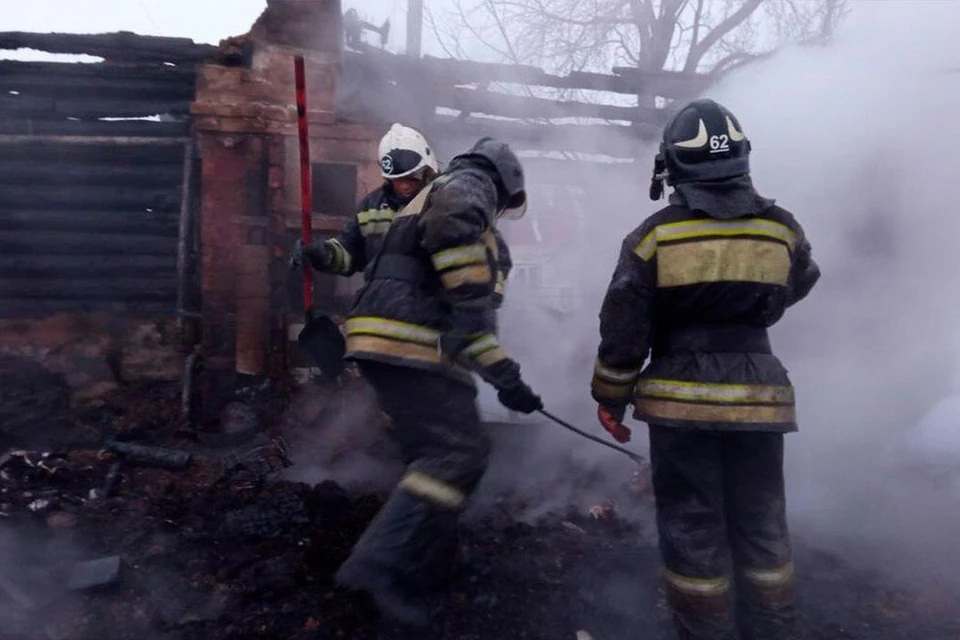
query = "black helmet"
xmin=461 ymin=137 xmax=527 ymax=219
xmin=650 ymin=99 xmax=751 ymax=200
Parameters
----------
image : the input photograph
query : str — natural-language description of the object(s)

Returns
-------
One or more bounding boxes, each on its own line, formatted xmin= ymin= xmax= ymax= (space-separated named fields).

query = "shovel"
xmin=293 ymin=55 xmax=345 ymax=379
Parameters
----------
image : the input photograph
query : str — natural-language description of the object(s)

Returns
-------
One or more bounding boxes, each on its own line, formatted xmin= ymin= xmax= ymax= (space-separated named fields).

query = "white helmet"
xmin=378 ymin=123 xmax=438 ymax=179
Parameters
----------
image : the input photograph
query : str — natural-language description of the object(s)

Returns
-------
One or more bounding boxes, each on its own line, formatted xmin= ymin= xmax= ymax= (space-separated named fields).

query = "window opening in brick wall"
xmin=311 ymin=162 xmax=357 ymax=217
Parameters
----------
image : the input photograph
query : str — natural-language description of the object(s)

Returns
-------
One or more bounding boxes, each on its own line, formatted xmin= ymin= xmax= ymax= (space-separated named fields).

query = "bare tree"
xmin=428 ymin=0 xmax=849 ymax=81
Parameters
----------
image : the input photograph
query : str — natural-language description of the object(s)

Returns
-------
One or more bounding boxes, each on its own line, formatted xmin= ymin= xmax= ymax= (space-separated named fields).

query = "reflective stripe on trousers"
xmin=399 ymin=470 xmax=465 ymax=509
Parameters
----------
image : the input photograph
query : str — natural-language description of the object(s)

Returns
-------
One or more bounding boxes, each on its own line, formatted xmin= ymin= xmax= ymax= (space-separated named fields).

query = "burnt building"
xmin=0 ymin=0 xmax=704 ymax=428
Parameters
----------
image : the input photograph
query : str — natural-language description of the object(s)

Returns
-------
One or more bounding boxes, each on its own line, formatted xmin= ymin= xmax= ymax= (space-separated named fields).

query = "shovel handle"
xmin=294 ymin=55 xmax=313 ymax=313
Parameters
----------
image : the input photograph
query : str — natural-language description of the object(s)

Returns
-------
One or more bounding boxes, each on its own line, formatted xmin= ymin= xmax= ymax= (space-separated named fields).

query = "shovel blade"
xmin=298 ymin=312 xmax=346 ymax=379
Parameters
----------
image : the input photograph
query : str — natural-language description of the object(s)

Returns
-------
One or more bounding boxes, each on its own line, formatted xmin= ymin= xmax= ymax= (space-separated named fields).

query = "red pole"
xmin=294 ymin=55 xmax=313 ymax=314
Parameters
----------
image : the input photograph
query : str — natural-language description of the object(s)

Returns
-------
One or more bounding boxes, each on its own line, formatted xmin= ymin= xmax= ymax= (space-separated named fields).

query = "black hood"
xmin=669 ymin=175 xmax=774 ymax=220
xmin=448 ymin=155 xmax=510 ymax=210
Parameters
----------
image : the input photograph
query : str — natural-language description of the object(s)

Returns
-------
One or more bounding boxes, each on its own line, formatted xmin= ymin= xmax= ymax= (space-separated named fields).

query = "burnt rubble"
xmin=0 ymin=357 xmax=959 ymax=639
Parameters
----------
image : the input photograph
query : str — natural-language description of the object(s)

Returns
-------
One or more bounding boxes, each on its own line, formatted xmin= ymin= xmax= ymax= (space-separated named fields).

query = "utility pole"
xmin=406 ymin=0 xmax=423 ymax=58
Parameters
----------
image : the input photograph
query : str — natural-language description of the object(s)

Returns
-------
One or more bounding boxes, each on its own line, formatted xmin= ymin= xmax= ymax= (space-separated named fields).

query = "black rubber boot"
xmin=335 ymin=561 xmax=430 ymax=628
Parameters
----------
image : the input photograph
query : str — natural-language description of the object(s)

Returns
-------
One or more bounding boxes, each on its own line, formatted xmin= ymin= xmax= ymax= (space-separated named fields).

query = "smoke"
xmin=283 ymin=1 xmax=960 ymax=587
xmin=485 ymin=0 xmax=960 ymax=581
xmin=282 ymin=377 xmax=403 ymax=492
xmin=716 ymin=1 xmax=960 ymax=589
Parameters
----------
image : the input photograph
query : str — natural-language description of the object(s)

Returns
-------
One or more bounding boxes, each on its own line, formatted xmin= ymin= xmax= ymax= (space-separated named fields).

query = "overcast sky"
xmin=3 ymin=0 xmax=435 ymax=57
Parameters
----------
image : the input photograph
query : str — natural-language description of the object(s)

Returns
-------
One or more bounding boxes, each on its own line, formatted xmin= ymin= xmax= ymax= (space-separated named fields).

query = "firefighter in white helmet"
xmin=291 ymin=123 xmax=438 ymax=276
xmin=291 ymin=121 xmax=517 ymax=386
xmin=291 ymin=123 xmax=514 ymax=330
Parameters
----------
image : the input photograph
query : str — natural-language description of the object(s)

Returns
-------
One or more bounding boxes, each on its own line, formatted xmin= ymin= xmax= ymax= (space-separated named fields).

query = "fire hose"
xmin=537 ymin=409 xmax=646 ymax=466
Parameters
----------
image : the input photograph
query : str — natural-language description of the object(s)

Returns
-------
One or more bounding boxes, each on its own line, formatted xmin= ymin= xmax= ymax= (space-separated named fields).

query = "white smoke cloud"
xmin=484 ymin=0 xmax=960 ymax=577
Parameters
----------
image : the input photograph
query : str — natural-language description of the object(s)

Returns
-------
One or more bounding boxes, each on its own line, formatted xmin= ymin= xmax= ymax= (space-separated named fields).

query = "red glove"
xmin=598 ymin=405 xmax=631 ymax=443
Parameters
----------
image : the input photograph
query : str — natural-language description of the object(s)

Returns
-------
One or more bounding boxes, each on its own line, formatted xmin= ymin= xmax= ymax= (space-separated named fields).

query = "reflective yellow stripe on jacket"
xmin=345 ymin=316 xmax=445 ymax=365
xmin=463 ymin=333 xmax=507 ymax=368
xmin=325 ymin=238 xmax=353 ymax=273
xmin=591 ymin=359 xmax=640 ymax=404
xmin=635 ymin=378 xmax=795 ymax=424
xmin=357 ymin=208 xmax=395 ymax=237
xmin=634 ymin=218 xmax=795 ymax=288
xmin=430 ymin=241 xmax=493 ymax=290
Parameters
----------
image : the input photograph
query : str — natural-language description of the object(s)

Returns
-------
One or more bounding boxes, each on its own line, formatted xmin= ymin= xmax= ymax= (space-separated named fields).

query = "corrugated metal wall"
xmin=0 ymin=32 xmax=212 ymax=319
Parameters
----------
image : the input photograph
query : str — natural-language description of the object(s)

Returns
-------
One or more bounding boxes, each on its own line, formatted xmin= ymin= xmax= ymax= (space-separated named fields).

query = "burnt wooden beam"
xmin=345 ymin=50 xmax=709 ymax=101
xmin=0 ymin=60 xmax=195 ymax=98
xmin=0 ymin=134 xmax=188 ymax=146
xmin=0 ymin=137 xmax=186 ymax=167
xmin=0 ymin=229 xmax=178 ymax=256
xmin=176 ymin=137 xmax=200 ymax=330
xmin=0 ymin=254 xmax=175 ymax=273
xmin=611 ymin=66 xmax=713 ymax=101
xmin=351 ymin=51 xmax=549 ymax=87
xmin=0 ymin=184 xmax=182 ymax=212
xmin=0 ymin=278 xmax=178 ymax=300
xmin=443 ymin=86 xmax=660 ymax=124
xmin=0 ymin=118 xmax=189 ymax=137
xmin=0 ymin=31 xmax=216 ymax=65
xmin=1 ymin=263 xmax=176 ymax=281
xmin=0 ymin=60 xmax=196 ymax=82
xmin=0 ymin=93 xmax=191 ymax=119
xmin=0 ymin=159 xmax=184 ymax=188
xmin=0 ymin=61 xmax=195 ymax=101
xmin=0 ymin=298 xmax=175 ymax=319
xmin=427 ymin=116 xmax=656 ymax=158
xmin=520 ymin=156 xmax=644 ymax=185
xmin=2 ymin=75 xmax=196 ymax=100
xmin=0 ymin=210 xmax=179 ymax=236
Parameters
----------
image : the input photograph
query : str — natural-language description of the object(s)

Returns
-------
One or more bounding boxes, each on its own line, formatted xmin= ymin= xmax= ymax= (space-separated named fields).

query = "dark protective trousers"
xmin=649 ymin=426 xmax=797 ymax=640
xmin=337 ymin=361 xmax=491 ymax=595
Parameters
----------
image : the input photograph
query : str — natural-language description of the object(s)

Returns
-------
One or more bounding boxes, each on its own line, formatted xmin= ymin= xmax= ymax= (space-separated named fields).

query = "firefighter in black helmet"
xmin=591 ymin=99 xmax=819 ymax=640
xmin=333 ymin=137 xmax=541 ymax=626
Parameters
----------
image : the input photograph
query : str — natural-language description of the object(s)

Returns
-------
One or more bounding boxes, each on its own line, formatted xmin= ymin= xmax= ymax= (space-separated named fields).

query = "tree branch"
xmin=487 ymin=0 xmax=524 ymax=64
xmin=612 ymin=24 xmax=640 ymax=65
xmin=685 ymin=0 xmax=763 ymax=72
xmin=424 ymin=3 xmax=463 ymax=59
xmin=490 ymin=0 xmax=625 ymax=27
xmin=690 ymin=0 xmax=706 ymax=51
xmin=707 ymin=49 xmax=770 ymax=77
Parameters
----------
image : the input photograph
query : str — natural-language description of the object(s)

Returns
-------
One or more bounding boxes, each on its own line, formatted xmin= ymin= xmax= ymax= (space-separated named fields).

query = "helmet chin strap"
xmin=649 ymin=153 xmax=668 ymax=201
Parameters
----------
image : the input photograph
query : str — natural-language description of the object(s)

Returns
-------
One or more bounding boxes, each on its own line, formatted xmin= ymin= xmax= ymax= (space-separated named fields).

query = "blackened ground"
xmin=1 ymin=356 xmax=959 ymax=640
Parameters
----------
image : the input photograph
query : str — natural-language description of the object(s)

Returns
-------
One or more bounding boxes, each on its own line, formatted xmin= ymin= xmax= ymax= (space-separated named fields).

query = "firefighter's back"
xmin=633 ymin=201 xmax=812 ymax=432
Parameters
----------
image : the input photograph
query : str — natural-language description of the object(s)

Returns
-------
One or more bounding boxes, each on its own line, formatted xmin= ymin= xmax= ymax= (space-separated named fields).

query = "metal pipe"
xmin=538 ymin=409 xmax=646 ymax=466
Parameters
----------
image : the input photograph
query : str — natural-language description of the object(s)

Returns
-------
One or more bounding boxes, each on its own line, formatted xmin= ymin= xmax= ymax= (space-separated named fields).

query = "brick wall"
xmin=190 ymin=0 xmax=385 ymax=419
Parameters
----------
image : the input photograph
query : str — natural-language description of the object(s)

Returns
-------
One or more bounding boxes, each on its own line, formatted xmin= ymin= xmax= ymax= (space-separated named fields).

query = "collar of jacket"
xmin=669 ymin=174 xmax=775 ymax=220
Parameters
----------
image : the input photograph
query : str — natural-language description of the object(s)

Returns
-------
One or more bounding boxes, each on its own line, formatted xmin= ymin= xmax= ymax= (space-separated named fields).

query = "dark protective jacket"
xmin=491 ymin=229 xmax=512 ymax=306
xmin=322 ymin=183 xmax=512 ymax=306
xmin=343 ymin=158 xmax=514 ymax=385
xmin=591 ymin=177 xmax=820 ymax=432
xmin=322 ymin=183 xmax=408 ymax=276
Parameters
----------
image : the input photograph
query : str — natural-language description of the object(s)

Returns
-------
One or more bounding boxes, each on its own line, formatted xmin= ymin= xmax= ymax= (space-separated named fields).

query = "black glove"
xmin=484 ymin=358 xmax=543 ymax=414
xmin=498 ymin=382 xmax=543 ymax=414
xmin=289 ymin=239 xmax=334 ymax=271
